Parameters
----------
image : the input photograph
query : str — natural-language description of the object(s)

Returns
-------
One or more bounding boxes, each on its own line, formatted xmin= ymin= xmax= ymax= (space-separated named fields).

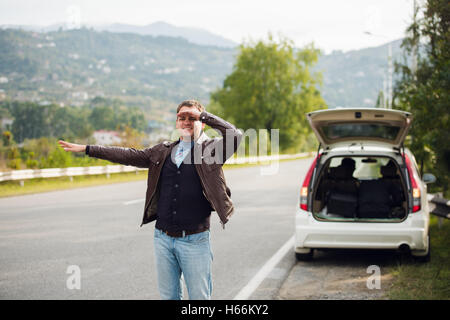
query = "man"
xmin=58 ymin=100 xmax=242 ymax=300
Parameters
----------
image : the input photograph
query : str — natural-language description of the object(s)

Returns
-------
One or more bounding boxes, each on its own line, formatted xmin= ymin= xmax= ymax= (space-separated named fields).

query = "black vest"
xmin=155 ymin=149 xmax=213 ymax=232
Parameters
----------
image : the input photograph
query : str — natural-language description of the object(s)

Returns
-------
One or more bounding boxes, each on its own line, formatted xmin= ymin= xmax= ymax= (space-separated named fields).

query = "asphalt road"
xmin=0 ymin=158 xmax=312 ymax=300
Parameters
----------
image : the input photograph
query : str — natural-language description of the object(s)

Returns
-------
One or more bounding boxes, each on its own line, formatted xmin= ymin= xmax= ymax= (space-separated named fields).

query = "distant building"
xmin=72 ymin=91 xmax=89 ymax=100
xmin=93 ymin=130 xmax=122 ymax=145
xmin=1 ymin=117 xmax=13 ymax=131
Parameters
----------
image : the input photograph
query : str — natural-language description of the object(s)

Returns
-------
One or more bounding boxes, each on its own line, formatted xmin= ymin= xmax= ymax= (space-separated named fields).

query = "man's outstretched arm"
xmin=58 ymin=140 xmax=152 ymax=168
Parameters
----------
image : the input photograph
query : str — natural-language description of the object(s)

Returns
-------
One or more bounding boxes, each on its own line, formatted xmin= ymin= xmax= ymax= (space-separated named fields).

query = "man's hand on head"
xmin=177 ymin=108 xmax=202 ymax=121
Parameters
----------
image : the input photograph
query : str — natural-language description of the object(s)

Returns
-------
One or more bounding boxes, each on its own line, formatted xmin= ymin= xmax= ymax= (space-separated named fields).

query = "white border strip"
xmin=123 ymin=198 xmax=145 ymax=205
xmin=233 ymin=235 xmax=294 ymax=300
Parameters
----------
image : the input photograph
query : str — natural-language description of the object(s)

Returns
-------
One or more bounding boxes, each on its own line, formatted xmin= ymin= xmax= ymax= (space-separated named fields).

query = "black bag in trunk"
xmin=358 ymin=180 xmax=392 ymax=218
xmin=327 ymin=191 xmax=358 ymax=218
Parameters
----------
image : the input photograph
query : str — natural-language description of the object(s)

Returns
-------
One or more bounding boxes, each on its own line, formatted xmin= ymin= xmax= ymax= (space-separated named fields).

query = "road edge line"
xmin=233 ymin=235 xmax=294 ymax=300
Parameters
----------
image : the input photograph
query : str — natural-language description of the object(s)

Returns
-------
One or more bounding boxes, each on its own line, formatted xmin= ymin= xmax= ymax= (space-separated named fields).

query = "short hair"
xmin=176 ymin=100 xmax=205 ymax=113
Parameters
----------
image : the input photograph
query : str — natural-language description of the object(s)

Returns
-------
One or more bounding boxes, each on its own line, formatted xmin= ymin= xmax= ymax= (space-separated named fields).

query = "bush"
xmin=40 ymin=147 xmax=73 ymax=168
xmin=7 ymin=158 xmax=21 ymax=170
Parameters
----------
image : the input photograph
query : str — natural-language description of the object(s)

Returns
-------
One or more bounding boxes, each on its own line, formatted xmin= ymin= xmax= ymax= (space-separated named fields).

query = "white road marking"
xmin=123 ymin=198 xmax=145 ymax=205
xmin=233 ymin=235 xmax=294 ymax=300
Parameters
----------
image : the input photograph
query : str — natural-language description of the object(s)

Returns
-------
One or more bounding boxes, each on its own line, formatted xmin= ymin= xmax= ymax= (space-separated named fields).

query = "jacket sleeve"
xmin=87 ymin=145 xmax=153 ymax=168
xmin=200 ymin=111 xmax=243 ymax=164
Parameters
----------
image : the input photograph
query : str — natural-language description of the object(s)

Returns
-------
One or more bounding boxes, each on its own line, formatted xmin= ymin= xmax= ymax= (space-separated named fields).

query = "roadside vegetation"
xmin=0 ymin=98 xmax=148 ymax=171
xmin=385 ymin=0 xmax=449 ymax=299
xmin=209 ymin=34 xmax=324 ymax=153
xmin=393 ymin=0 xmax=449 ymax=198
xmin=387 ymin=216 xmax=449 ymax=300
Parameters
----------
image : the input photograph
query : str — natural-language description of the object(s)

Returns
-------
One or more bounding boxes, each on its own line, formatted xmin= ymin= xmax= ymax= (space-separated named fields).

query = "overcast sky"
xmin=0 ymin=0 xmax=415 ymax=53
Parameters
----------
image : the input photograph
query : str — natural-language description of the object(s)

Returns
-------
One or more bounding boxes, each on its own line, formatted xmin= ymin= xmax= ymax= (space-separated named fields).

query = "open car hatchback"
xmin=295 ymin=108 xmax=435 ymax=262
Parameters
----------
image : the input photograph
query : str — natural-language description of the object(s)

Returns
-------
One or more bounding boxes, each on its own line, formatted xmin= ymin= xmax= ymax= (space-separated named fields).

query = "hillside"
xmin=2 ymin=21 xmax=238 ymax=48
xmin=0 ymin=28 xmax=235 ymax=121
xmin=316 ymin=39 xmax=404 ymax=108
xmin=0 ymin=27 xmax=406 ymax=121
xmin=96 ymin=21 xmax=237 ymax=48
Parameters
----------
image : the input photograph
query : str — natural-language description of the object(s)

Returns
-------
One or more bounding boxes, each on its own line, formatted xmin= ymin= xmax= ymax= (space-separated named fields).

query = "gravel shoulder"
xmin=277 ymin=249 xmax=398 ymax=300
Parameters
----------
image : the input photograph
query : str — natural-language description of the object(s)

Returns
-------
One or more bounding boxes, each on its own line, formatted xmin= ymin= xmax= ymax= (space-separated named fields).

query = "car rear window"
xmin=328 ymin=157 xmax=394 ymax=179
xmin=321 ymin=123 xmax=400 ymax=141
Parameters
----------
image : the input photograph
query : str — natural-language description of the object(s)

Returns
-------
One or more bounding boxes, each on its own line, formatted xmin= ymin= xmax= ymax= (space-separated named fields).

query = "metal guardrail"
xmin=427 ymin=193 xmax=450 ymax=219
xmin=0 ymin=165 xmax=146 ymax=184
xmin=0 ymin=152 xmax=312 ymax=184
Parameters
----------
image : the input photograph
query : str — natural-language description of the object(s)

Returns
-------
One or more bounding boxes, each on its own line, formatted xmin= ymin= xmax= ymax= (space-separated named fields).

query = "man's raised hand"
xmin=58 ymin=140 xmax=86 ymax=153
xmin=177 ymin=108 xmax=201 ymax=121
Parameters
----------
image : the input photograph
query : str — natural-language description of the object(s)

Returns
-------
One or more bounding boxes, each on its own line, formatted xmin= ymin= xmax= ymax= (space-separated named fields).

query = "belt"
xmin=157 ymin=226 xmax=209 ymax=238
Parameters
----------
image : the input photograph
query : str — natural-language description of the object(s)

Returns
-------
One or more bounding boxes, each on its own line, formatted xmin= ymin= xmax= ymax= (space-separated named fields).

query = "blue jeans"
xmin=153 ymin=228 xmax=213 ymax=300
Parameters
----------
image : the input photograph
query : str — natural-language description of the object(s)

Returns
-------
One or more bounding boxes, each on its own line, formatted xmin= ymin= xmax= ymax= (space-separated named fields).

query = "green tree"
xmin=87 ymin=104 xmax=147 ymax=132
xmin=116 ymin=106 xmax=147 ymax=132
xmin=89 ymin=105 xmax=116 ymax=130
xmin=25 ymin=151 xmax=39 ymax=169
xmin=5 ymin=101 xmax=49 ymax=142
xmin=41 ymin=146 xmax=73 ymax=168
xmin=2 ymin=100 xmax=146 ymax=143
xmin=2 ymin=130 xmax=13 ymax=146
xmin=23 ymin=137 xmax=54 ymax=159
xmin=393 ymin=0 xmax=449 ymax=196
xmin=210 ymin=35 xmax=325 ymax=151
xmin=6 ymin=146 xmax=21 ymax=169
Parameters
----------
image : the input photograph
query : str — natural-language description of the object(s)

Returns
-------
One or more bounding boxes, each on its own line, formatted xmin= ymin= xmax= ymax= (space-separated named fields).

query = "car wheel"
xmin=412 ymin=233 xmax=430 ymax=263
xmin=296 ymin=249 xmax=314 ymax=261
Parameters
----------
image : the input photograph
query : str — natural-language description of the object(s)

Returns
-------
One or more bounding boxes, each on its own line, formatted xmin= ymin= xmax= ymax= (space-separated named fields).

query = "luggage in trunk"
xmin=358 ymin=180 xmax=392 ymax=218
xmin=327 ymin=191 xmax=358 ymax=218
xmin=314 ymin=156 xmax=408 ymax=221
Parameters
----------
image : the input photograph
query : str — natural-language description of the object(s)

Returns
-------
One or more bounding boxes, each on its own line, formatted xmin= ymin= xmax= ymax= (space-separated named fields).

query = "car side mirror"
xmin=422 ymin=173 xmax=436 ymax=184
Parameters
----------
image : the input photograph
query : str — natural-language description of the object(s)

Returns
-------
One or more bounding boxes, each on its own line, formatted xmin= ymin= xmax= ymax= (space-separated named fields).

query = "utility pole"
xmin=411 ymin=0 xmax=418 ymax=78
xmin=364 ymin=31 xmax=393 ymax=109
xmin=387 ymin=42 xmax=393 ymax=109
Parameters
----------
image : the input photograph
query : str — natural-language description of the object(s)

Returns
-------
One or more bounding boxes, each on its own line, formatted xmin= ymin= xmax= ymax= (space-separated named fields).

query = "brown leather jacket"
xmin=87 ymin=111 xmax=242 ymax=228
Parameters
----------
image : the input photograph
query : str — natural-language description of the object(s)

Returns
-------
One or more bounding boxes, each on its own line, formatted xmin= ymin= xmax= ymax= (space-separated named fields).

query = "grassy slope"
xmin=387 ymin=216 xmax=450 ymax=300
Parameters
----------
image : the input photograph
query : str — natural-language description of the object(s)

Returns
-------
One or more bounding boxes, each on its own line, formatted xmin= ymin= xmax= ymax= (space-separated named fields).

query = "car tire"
xmin=412 ymin=233 xmax=430 ymax=263
xmin=296 ymin=249 xmax=314 ymax=261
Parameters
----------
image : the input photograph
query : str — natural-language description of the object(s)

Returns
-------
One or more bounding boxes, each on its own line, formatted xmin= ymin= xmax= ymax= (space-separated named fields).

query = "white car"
xmin=295 ymin=108 xmax=436 ymax=262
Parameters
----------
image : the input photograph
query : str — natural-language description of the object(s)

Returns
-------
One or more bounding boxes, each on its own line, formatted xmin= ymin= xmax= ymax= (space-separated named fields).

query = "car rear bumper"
xmin=295 ymin=209 xmax=429 ymax=252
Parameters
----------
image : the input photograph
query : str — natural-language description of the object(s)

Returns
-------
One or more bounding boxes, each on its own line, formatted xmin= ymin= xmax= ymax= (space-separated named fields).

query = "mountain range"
xmin=0 ymin=22 xmax=406 ymax=123
xmin=1 ymin=21 xmax=237 ymax=48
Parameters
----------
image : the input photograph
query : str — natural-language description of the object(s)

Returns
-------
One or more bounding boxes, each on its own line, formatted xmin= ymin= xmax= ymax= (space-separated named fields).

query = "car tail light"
xmin=300 ymin=154 xmax=321 ymax=211
xmin=404 ymin=153 xmax=421 ymax=212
